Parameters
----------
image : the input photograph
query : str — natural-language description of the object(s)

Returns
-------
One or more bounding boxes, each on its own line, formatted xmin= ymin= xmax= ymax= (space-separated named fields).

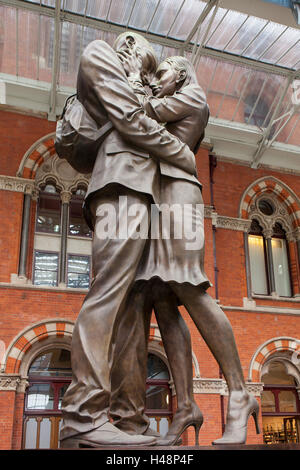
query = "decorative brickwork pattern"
xmin=249 ymin=336 xmax=300 ymax=382
xmin=239 ymin=176 xmax=300 ymax=229
xmin=4 ymin=320 xmax=74 ymax=374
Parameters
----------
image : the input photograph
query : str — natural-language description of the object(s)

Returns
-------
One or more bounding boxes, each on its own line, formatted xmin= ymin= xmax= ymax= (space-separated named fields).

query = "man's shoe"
xmin=143 ymin=427 xmax=161 ymax=438
xmin=60 ymin=422 xmax=157 ymax=448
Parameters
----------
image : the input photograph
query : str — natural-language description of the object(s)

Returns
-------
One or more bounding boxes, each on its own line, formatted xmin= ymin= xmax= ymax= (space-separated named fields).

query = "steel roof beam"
xmin=1 ymin=0 xmax=299 ymax=80
xmin=48 ymin=0 xmax=61 ymax=120
xmin=251 ymin=73 xmax=296 ymax=167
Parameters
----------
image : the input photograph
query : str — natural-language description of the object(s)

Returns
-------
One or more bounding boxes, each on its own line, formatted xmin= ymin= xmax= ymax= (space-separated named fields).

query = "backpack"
xmin=55 ymin=94 xmax=113 ymax=174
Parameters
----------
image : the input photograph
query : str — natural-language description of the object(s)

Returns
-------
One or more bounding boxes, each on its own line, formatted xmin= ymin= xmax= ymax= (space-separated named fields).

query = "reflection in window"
xmin=33 ymin=251 xmax=59 ymax=287
xmin=271 ymin=227 xmax=292 ymax=297
xmin=248 ymin=220 xmax=268 ymax=295
xmin=67 ymin=254 xmax=90 ymax=289
xmin=28 ymin=349 xmax=72 ymax=377
xmin=146 ymin=384 xmax=170 ymax=411
xmin=261 ymin=390 xmax=276 ymax=413
xmin=69 ymin=190 xmax=92 ymax=238
xmin=27 ymin=383 xmax=54 ymax=410
xmin=36 ymin=184 xmax=61 ymax=234
xmin=147 ymin=353 xmax=170 ymax=380
xmin=279 ymin=391 xmax=297 ymax=413
xmin=248 ymin=219 xmax=292 ymax=297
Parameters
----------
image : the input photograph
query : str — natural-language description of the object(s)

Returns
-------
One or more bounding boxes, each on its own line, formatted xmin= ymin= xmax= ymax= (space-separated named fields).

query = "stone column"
xmin=59 ymin=191 xmax=72 ymax=287
xmin=0 ymin=374 xmax=28 ymax=450
xmin=18 ymin=185 xmax=35 ymax=280
xmin=243 ymin=231 xmax=252 ymax=299
xmin=263 ymin=228 xmax=276 ymax=295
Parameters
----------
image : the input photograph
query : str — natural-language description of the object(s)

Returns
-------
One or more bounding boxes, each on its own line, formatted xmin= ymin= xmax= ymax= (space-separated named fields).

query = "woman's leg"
xmin=152 ymin=280 xmax=203 ymax=444
xmin=170 ymin=283 xmax=259 ymax=444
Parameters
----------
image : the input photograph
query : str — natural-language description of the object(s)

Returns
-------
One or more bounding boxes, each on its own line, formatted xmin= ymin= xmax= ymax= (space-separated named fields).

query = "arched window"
xmin=146 ymin=353 xmax=172 ymax=436
xmin=23 ymin=348 xmax=72 ymax=449
xmin=246 ymin=195 xmax=292 ymax=297
xmin=32 ymin=178 xmax=92 ymax=289
xmin=261 ymin=359 xmax=300 ymax=444
xmin=23 ymin=350 xmax=172 ymax=448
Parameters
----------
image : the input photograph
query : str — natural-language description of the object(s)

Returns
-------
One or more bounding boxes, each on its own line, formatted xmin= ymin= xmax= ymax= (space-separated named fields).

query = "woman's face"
xmin=150 ymin=61 xmax=179 ymax=98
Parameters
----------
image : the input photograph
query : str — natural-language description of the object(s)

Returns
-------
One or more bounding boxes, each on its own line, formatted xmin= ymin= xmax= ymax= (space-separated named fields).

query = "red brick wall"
xmin=0 ymin=391 xmax=16 ymax=449
xmin=0 ymin=190 xmax=23 ymax=282
xmin=0 ymin=110 xmax=55 ymax=177
xmin=0 ymin=110 xmax=299 ymax=449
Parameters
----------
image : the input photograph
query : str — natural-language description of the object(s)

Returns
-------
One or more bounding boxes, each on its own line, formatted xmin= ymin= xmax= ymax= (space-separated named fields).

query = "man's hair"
xmin=164 ymin=56 xmax=198 ymax=88
xmin=114 ymin=32 xmax=158 ymax=77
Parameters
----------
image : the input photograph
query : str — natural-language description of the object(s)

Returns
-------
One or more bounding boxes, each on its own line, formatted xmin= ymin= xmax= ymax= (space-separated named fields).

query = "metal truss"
xmin=0 ymin=0 xmax=300 ymax=158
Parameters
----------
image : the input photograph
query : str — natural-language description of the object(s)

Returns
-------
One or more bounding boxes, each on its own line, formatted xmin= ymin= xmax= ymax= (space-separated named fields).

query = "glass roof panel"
xmin=224 ymin=16 xmax=269 ymax=55
xmin=62 ymin=0 xmax=109 ymax=19
xmin=206 ymin=9 xmax=249 ymax=50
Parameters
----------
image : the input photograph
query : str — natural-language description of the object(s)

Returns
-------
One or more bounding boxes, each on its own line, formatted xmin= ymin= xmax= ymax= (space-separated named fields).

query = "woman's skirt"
xmin=134 ymin=176 xmax=212 ymax=290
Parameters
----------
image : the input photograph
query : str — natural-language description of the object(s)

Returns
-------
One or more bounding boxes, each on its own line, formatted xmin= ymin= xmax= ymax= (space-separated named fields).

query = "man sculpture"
xmin=59 ymin=32 xmax=198 ymax=448
xmin=60 ymin=32 xmax=260 ymax=448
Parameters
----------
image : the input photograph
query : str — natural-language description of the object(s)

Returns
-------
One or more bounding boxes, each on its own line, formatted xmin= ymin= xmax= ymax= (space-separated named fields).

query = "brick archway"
xmin=4 ymin=319 xmax=74 ymax=374
xmin=17 ymin=132 xmax=56 ymax=180
xmin=248 ymin=336 xmax=300 ymax=382
xmin=239 ymin=176 xmax=300 ymax=229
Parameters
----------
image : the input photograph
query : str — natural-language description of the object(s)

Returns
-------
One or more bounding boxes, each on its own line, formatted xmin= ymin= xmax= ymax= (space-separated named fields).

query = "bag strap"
xmin=94 ymin=120 xmax=114 ymax=141
xmin=60 ymin=93 xmax=77 ymax=119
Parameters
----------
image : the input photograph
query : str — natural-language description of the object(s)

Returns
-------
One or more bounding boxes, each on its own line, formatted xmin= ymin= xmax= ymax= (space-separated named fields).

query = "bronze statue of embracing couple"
xmin=58 ymin=32 xmax=260 ymax=448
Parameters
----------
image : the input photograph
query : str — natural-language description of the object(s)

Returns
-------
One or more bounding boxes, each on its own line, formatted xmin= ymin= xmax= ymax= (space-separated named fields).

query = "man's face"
xmin=150 ymin=62 xmax=178 ymax=98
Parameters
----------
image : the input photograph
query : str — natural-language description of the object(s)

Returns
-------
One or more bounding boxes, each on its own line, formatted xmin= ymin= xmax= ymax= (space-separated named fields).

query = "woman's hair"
xmin=164 ymin=56 xmax=198 ymax=88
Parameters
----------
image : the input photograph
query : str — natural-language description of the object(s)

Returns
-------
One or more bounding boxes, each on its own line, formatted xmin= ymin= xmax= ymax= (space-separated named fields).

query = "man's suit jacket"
xmin=76 ymin=40 xmax=198 ymax=220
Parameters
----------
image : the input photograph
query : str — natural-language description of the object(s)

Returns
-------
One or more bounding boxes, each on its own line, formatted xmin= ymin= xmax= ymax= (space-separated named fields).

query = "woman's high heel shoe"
xmin=156 ymin=406 xmax=203 ymax=446
xmin=212 ymin=393 xmax=261 ymax=445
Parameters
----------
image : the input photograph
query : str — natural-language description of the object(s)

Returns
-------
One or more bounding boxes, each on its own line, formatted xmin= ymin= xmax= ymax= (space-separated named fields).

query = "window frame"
xmin=66 ymin=252 xmax=92 ymax=289
xmin=32 ymin=249 xmax=60 ymax=287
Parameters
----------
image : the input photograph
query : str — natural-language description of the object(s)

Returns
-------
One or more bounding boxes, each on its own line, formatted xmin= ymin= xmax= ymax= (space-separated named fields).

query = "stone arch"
xmin=248 ymin=336 xmax=300 ymax=383
xmin=17 ymin=133 xmax=56 ymax=180
xmin=3 ymin=319 xmax=74 ymax=375
xmin=239 ymin=176 xmax=300 ymax=230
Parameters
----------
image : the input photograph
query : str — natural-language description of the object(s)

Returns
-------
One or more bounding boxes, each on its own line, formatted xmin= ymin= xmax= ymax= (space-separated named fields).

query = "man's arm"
xmin=77 ymin=40 xmax=197 ymax=176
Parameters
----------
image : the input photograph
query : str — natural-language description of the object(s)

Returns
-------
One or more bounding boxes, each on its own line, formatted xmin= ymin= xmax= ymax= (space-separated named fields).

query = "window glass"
xmin=28 ymin=349 xmax=72 ymax=377
xmin=27 ymin=383 xmax=54 ymax=410
xmin=36 ymin=185 xmax=61 ymax=234
xmin=279 ymin=391 xmax=297 ymax=413
xmin=147 ymin=353 xmax=170 ymax=380
xmin=33 ymin=251 xmax=59 ymax=287
xmin=67 ymin=254 xmax=90 ymax=289
xmin=68 ymin=191 xmax=92 ymax=238
xmin=146 ymin=384 xmax=170 ymax=410
xmin=248 ymin=234 xmax=268 ymax=294
xmin=261 ymin=390 xmax=276 ymax=413
xmin=262 ymin=361 xmax=296 ymax=385
xmin=271 ymin=237 xmax=292 ymax=297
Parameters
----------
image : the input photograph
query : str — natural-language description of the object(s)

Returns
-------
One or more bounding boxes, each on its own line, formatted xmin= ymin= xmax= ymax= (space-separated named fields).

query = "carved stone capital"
xmin=294 ymin=228 xmax=300 ymax=242
xmin=216 ymin=216 xmax=252 ymax=233
xmin=262 ymin=228 xmax=273 ymax=239
xmin=60 ymin=190 xmax=72 ymax=204
xmin=0 ymin=374 xmax=21 ymax=392
xmin=204 ymin=206 xmax=215 ymax=219
xmin=0 ymin=175 xmax=35 ymax=194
